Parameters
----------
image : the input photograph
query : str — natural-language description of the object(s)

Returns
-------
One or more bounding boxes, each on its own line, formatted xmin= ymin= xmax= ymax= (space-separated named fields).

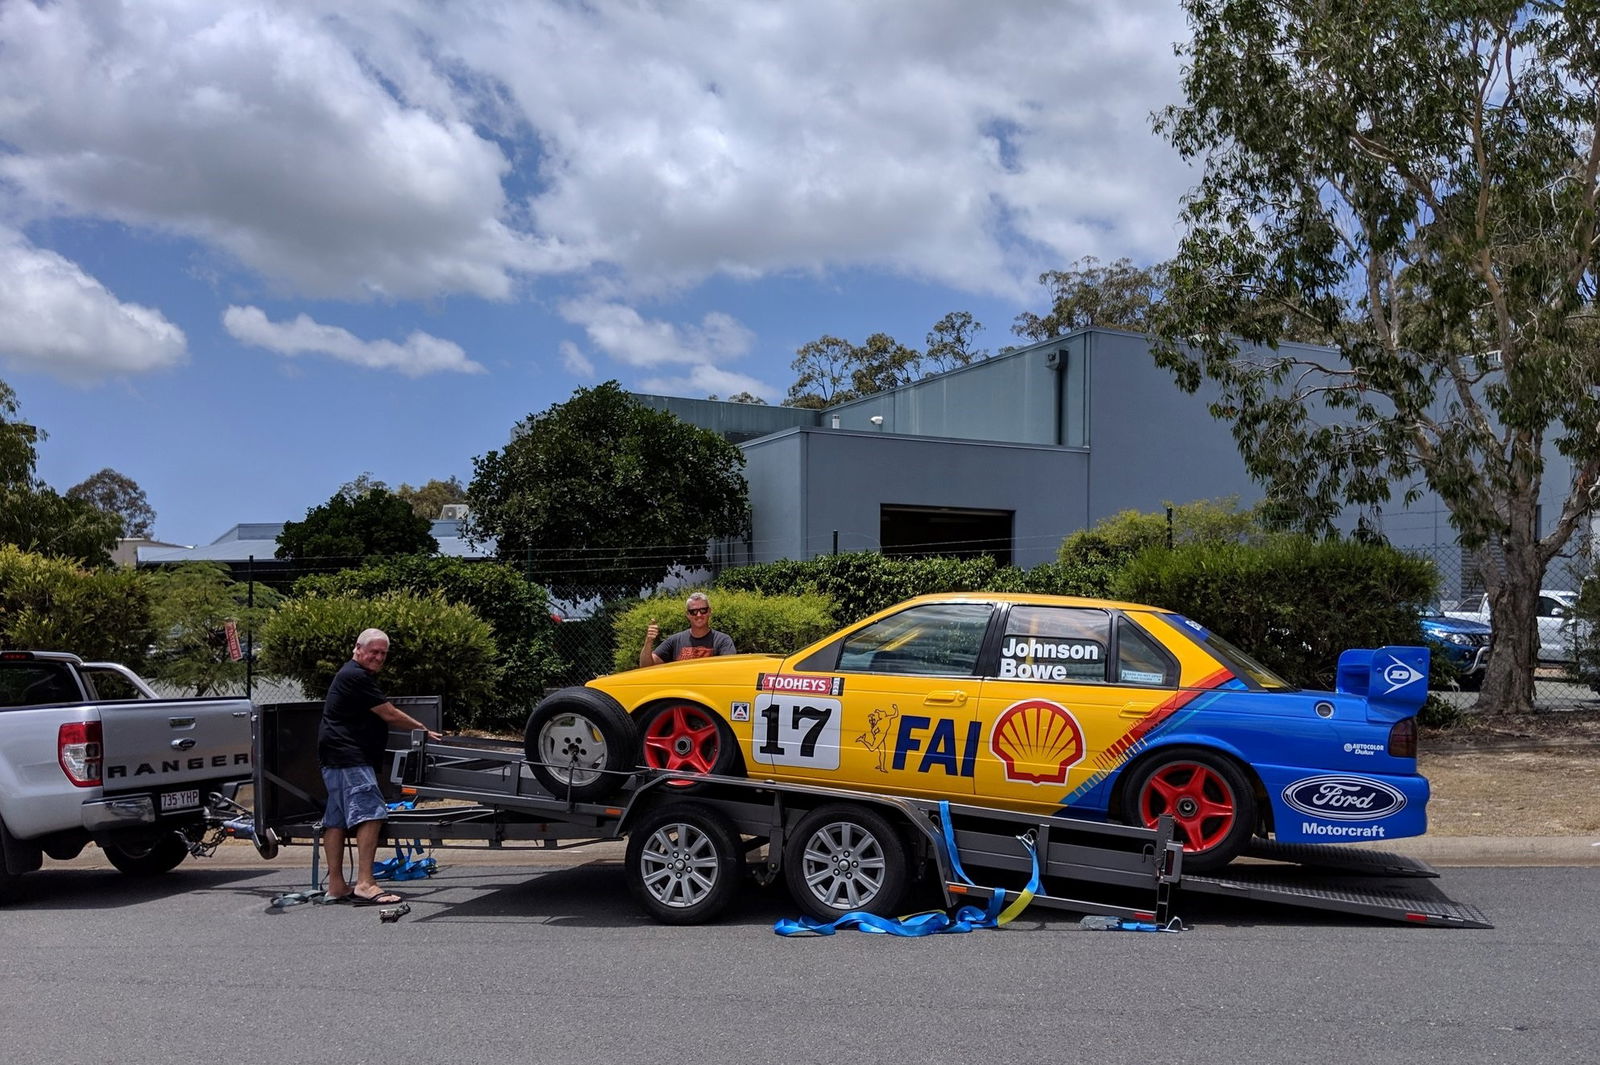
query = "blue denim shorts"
xmin=320 ymin=764 xmax=389 ymax=830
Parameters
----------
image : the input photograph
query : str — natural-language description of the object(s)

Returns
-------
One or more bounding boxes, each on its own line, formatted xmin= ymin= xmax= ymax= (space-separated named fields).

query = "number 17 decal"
xmin=751 ymin=694 xmax=842 ymax=769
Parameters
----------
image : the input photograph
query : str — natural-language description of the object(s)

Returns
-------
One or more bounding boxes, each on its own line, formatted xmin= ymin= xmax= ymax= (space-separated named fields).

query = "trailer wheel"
xmin=523 ymin=688 xmax=638 ymax=802
xmin=102 ymin=831 xmax=190 ymax=876
xmin=625 ymin=802 xmax=742 ymax=924
xmin=636 ymin=701 xmax=742 ymax=786
xmin=784 ymin=804 xmax=909 ymax=922
xmin=1121 ymin=747 xmax=1255 ymax=873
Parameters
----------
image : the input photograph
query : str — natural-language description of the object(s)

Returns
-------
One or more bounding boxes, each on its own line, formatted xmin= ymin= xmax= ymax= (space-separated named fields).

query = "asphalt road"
xmin=2 ymin=851 xmax=1595 ymax=1065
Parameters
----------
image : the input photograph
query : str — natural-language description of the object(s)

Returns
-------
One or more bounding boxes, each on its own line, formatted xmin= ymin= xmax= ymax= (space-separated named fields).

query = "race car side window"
xmin=995 ymin=606 xmax=1111 ymax=683
xmin=1115 ymin=617 xmax=1178 ymax=687
xmin=837 ymin=603 xmax=994 ymax=676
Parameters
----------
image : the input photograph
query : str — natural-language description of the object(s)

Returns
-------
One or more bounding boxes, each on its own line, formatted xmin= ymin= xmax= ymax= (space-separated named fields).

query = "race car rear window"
xmin=997 ymin=605 xmax=1110 ymax=682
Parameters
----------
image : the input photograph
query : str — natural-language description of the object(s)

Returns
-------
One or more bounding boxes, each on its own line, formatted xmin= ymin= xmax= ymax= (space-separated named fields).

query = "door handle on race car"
xmin=924 ymin=690 xmax=969 ymax=706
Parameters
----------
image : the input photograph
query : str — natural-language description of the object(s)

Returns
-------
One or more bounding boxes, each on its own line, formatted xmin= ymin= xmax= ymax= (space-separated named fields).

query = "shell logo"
xmin=990 ymin=699 xmax=1085 ymax=785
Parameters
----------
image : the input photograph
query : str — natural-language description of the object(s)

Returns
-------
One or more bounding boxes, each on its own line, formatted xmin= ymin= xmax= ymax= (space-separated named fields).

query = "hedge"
xmin=611 ymin=589 xmax=837 ymax=673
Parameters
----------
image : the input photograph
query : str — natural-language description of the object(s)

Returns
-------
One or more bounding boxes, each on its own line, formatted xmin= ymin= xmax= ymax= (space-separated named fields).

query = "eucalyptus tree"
xmin=1154 ymin=0 xmax=1600 ymax=712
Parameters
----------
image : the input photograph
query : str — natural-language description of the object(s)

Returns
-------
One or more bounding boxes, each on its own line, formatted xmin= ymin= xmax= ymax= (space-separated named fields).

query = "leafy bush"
xmin=293 ymin=556 xmax=559 ymax=717
xmin=1113 ymin=535 xmax=1438 ymax=690
xmin=259 ymin=592 xmax=499 ymax=730
xmin=611 ymin=589 xmax=837 ymax=672
xmin=1055 ymin=497 xmax=1265 ymax=596
xmin=0 ymin=544 xmax=155 ymax=664
xmin=1417 ymin=692 xmax=1463 ymax=730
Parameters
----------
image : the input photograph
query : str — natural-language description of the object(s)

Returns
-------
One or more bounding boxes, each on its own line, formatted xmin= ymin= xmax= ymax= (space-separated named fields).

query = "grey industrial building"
xmin=636 ymin=326 xmax=1588 ymax=596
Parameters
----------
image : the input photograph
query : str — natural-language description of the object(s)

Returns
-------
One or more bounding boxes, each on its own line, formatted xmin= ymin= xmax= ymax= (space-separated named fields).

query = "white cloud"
xmin=223 ymin=305 xmax=484 ymax=377
xmin=560 ymin=300 xmax=757 ymax=368
xmin=0 ymin=1 xmax=563 ymax=301
xmin=0 ymin=229 xmax=187 ymax=381
xmin=559 ymin=341 xmax=595 ymax=378
xmin=0 ymin=1 xmax=1191 ymax=305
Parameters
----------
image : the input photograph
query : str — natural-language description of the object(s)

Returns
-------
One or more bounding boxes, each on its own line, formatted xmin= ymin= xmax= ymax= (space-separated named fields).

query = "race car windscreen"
xmin=1158 ymin=613 xmax=1296 ymax=691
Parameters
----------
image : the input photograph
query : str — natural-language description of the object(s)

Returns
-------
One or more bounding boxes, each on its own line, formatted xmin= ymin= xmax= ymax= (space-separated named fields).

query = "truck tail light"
xmin=58 ymin=721 xmax=103 ymax=787
xmin=1387 ymin=717 xmax=1416 ymax=759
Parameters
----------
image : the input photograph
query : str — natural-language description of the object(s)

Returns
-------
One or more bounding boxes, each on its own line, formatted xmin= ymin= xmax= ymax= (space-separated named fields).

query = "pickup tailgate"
xmin=98 ymin=698 xmax=255 ymax=795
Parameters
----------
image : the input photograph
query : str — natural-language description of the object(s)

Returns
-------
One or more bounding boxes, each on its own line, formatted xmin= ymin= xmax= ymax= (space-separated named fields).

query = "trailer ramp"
xmin=1183 ymin=843 xmax=1493 ymax=928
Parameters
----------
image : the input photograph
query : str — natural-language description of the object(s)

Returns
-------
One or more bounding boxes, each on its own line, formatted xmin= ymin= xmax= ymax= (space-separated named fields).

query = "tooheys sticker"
xmin=757 ymin=673 xmax=845 ymax=696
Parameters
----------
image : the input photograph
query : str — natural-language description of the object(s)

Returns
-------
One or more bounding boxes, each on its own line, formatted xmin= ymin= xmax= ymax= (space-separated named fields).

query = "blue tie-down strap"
xmin=371 ymin=801 xmax=437 ymax=882
xmin=774 ymin=804 xmax=1039 ymax=937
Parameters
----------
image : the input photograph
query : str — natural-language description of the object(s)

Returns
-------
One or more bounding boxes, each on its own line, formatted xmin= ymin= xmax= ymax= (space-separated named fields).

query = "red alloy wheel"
xmin=1137 ymin=760 xmax=1238 ymax=854
xmin=640 ymin=703 xmax=724 ymax=782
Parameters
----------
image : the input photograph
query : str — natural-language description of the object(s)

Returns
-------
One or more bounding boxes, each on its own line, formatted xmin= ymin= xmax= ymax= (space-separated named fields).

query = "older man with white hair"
xmin=316 ymin=628 xmax=440 ymax=905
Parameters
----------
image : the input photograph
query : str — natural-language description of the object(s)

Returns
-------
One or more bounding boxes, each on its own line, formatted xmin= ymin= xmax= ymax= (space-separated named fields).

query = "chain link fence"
xmin=142 ymin=544 xmax=1599 ymax=711
xmin=1404 ymin=541 xmax=1597 ymax=710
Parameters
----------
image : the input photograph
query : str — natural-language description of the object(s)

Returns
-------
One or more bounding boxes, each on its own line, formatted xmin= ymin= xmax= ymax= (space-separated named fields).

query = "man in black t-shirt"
xmin=639 ymin=592 xmax=735 ymax=667
xmin=317 ymin=628 xmax=439 ymax=905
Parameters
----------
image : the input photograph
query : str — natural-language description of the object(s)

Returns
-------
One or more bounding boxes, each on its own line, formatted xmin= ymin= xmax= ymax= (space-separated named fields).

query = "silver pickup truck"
xmin=0 ymin=649 xmax=255 ymax=901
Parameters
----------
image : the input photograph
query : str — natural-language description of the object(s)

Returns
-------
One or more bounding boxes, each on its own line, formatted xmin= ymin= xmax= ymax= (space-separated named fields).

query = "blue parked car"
xmin=1420 ymin=605 xmax=1492 ymax=690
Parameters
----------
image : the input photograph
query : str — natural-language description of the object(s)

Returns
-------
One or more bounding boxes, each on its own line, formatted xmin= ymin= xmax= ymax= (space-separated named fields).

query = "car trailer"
xmin=248 ymin=702 xmax=1491 ymax=929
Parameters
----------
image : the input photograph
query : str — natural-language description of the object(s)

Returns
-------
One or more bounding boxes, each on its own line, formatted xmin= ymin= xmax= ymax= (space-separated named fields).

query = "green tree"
xmin=293 ymin=556 xmax=558 ymax=723
xmin=0 ymin=544 xmax=155 ymax=662
xmin=1013 ymin=257 xmax=1170 ymax=341
xmin=258 ymin=592 xmax=498 ymax=728
xmin=0 ymin=380 xmax=121 ymax=567
xmin=785 ymin=335 xmax=860 ymax=408
xmin=276 ymin=488 xmax=438 ymax=562
xmin=924 ymin=311 xmax=987 ymax=373
xmin=67 ymin=468 xmax=156 ymax=538
xmin=466 ymin=381 xmax=750 ymax=589
xmin=1152 ymin=0 xmax=1600 ymax=713
xmin=395 ymin=476 xmax=469 ymax=519
xmin=145 ymin=562 xmax=282 ymax=695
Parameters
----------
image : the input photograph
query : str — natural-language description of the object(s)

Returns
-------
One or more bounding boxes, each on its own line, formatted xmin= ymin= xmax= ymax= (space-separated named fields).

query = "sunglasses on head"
xmin=686 ymin=607 xmax=710 ymax=616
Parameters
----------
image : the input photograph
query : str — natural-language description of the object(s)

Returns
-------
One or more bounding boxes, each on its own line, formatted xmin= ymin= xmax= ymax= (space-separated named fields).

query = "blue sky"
xmin=0 ymin=1 xmax=1195 ymax=547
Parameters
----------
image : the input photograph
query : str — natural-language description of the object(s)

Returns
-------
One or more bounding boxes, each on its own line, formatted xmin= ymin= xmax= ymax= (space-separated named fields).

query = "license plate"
xmin=160 ymin=789 xmax=200 ymax=812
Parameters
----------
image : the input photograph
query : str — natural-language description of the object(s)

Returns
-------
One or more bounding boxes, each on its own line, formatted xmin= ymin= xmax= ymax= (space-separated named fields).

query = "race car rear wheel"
xmin=784 ymin=804 xmax=909 ymax=922
xmin=637 ymin=701 xmax=742 ymax=786
xmin=625 ymin=802 xmax=743 ymax=924
xmin=1123 ymin=748 xmax=1255 ymax=873
xmin=523 ymin=688 xmax=638 ymax=802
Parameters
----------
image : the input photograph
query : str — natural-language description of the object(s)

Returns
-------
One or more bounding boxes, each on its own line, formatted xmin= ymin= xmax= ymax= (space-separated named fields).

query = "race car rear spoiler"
xmin=1334 ymin=645 xmax=1430 ymax=718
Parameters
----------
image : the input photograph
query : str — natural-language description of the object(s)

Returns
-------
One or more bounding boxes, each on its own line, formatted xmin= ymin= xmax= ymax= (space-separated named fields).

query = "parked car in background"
xmin=1419 ymin=605 xmax=1492 ymax=690
xmin=1446 ymin=589 xmax=1583 ymax=663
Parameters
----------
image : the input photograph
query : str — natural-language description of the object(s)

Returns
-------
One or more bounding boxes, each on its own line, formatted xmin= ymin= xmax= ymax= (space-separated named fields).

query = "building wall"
xmin=743 ymin=428 xmax=1090 ymax=567
xmin=1079 ymin=329 xmax=1260 ymax=522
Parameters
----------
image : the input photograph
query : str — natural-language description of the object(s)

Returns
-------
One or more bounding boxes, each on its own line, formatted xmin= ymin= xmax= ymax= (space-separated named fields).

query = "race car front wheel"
xmin=636 ymin=701 xmax=743 ymax=785
xmin=1123 ymin=748 xmax=1255 ymax=873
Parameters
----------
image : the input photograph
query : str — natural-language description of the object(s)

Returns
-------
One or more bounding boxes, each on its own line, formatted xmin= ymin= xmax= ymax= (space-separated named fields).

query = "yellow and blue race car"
xmin=523 ymin=593 xmax=1429 ymax=870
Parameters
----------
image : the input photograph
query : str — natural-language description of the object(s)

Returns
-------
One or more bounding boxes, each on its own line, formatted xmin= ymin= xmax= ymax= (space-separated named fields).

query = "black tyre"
xmin=783 ymin=804 xmax=909 ymax=922
xmin=523 ymin=688 xmax=638 ymax=802
xmin=102 ymin=831 xmax=190 ymax=876
xmin=625 ymin=802 xmax=743 ymax=925
xmin=636 ymin=700 xmax=743 ymax=788
xmin=1120 ymin=747 xmax=1256 ymax=873
xmin=1459 ymin=672 xmax=1484 ymax=692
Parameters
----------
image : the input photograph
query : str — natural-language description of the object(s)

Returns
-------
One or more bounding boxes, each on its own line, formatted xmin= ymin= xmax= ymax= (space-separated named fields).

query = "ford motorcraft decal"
xmin=1281 ymin=775 xmax=1406 ymax=821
